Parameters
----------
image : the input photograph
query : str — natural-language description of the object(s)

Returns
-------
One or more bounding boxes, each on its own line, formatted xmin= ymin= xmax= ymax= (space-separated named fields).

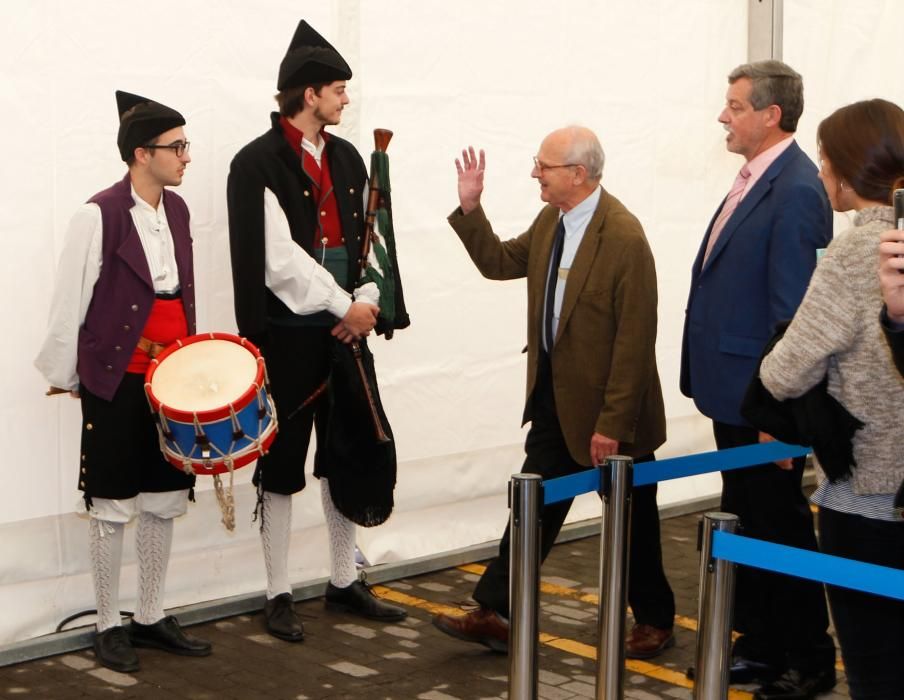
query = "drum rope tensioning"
xmin=144 ymin=332 xmax=278 ymax=531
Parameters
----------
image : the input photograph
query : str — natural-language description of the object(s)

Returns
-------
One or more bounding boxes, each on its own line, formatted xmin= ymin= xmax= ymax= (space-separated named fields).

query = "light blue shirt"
xmin=544 ymin=186 xmax=602 ymax=352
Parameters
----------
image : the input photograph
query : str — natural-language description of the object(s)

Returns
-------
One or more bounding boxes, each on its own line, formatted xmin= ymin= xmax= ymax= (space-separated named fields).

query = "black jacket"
xmin=741 ymin=321 xmax=864 ymax=482
xmin=227 ymin=114 xmax=368 ymax=336
xmin=881 ymin=307 xmax=904 ymax=379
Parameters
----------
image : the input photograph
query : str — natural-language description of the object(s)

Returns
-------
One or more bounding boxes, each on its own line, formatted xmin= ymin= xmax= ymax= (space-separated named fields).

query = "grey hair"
xmin=563 ymin=125 xmax=605 ymax=181
xmin=728 ymin=60 xmax=804 ymax=132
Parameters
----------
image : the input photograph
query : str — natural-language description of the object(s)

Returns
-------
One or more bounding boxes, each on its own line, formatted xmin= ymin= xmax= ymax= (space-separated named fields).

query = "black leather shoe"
xmin=264 ymin=593 xmax=305 ymax=642
xmin=686 ymin=656 xmax=781 ymax=685
xmin=325 ymin=580 xmax=407 ymax=621
xmin=94 ymin=626 xmax=139 ymax=673
xmin=753 ymin=668 xmax=836 ymax=699
xmin=129 ymin=616 xmax=212 ymax=657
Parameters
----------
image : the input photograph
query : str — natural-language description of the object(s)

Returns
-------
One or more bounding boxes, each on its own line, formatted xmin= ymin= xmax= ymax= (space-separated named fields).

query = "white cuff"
xmin=354 ymin=281 xmax=380 ymax=306
xmin=328 ymin=291 xmax=353 ymax=319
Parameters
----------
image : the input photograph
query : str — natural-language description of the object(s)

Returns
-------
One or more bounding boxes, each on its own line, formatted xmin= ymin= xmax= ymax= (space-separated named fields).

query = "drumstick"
xmin=285 ymin=380 xmax=329 ymax=421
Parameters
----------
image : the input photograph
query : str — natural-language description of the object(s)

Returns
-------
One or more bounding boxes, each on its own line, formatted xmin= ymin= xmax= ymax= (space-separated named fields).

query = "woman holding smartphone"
xmin=758 ymin=98 xmax=904 ymax=700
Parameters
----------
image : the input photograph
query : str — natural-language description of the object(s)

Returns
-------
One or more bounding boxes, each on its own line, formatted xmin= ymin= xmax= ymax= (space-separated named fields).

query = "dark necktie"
xmin=544 ymin=217 xmax=566 ymax=352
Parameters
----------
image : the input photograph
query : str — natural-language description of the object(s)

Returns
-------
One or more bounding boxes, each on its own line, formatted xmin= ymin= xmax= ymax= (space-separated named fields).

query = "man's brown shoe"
xmin=432 ymin=607 xmax=509 ymax=653
xmin=625 ymin=623 xmax=675 ymax=659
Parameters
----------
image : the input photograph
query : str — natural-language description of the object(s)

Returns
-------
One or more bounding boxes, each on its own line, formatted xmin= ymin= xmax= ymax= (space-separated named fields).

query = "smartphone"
xmin=896 ymin=188 xmax=904 ymax=230
xmin=895 ymin=189 xmax=904 ymax=274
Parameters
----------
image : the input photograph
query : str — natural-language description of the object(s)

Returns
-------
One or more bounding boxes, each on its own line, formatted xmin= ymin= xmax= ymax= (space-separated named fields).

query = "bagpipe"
xmin=326 ymin=128 xmax=409 ymax=528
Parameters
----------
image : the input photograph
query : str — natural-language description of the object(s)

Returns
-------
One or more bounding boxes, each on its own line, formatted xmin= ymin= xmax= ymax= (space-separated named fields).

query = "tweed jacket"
xmin=448 ymin=188 xmax=666 ymax=465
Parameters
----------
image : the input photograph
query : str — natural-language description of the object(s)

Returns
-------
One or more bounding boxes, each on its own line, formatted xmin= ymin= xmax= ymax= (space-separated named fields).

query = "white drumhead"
xmin=151 ymin=339 xmax=259 ymax=412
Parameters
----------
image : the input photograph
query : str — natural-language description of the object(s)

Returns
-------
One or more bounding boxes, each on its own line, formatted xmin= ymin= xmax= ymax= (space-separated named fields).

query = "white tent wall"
xmin=1 ymin=0 xmax=900 ymax=646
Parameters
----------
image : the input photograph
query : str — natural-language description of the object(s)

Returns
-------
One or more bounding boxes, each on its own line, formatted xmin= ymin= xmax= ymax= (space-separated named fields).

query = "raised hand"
xmin=455 ymin=146 xmax=486 ymax=215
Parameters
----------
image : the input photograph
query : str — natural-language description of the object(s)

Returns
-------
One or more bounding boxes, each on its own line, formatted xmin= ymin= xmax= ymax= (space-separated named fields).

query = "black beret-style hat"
xmin=116 ymin=90 xmax=186 ymax=162
xmin=277 ymin=20 xmax=352 ymax=91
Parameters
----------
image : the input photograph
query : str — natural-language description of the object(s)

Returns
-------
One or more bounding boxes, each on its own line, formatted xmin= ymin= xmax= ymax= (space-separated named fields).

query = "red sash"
xmin=127 ymin=297 xmax=188 ymax=374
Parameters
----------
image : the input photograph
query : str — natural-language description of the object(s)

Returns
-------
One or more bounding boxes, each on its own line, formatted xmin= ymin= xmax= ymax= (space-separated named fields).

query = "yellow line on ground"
xmin=373 ymin=586 xmax=463 ymax=617
xmin=458 ymin=563 xmax=701 ymax=632
xmin=372 ymin=584 xmax=753 ymax=700
xmin=458 ymin=562 xmax=847 ymax=674
xmin=539 ymin=634 xmax=751 ymax=700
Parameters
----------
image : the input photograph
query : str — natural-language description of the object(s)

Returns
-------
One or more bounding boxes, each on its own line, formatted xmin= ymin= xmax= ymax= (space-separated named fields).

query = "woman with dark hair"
xmin=758 ymin=98 xmax=904 ymax=700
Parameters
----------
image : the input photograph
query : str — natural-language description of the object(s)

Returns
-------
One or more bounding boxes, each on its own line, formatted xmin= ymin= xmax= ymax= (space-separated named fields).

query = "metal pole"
xmin=508 ymin=473 xmax=543 ymax=700
xmin=595 ymin=455 xmax=633 ymax=700
xmin=748 ymin=0 xmax=784 ymax=61
xmin=694 ymin=512 xmax=739 ymax=700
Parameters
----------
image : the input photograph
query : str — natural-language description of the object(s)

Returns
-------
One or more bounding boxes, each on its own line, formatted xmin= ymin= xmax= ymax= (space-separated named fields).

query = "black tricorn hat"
xmin=116 ymin=90 xmax=186 ymax=162
xmin=277 ymin=20 xmax=352 ymax=91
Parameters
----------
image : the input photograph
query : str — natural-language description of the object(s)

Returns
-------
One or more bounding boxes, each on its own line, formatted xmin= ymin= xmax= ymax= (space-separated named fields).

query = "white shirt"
xmin=301 ymin=134 xmax=326 ymax=167
xmin=545 ymin=186 xmax=602 ymax=350
xmin=262 ymin=136 xmax=379 ymax=315
xmin=739 ymin=135 xmax=795 ymax=202
xmin=34 ymin=185 xmax=182 ymax=390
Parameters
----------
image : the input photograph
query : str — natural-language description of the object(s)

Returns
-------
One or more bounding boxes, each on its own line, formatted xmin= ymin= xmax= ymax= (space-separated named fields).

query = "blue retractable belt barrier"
xmin=543 ymin=441 xmax=810 ymax=505
xmin=543 ymin=469 xmax=601 ymax=505
xmin=633 ymin=442 xmax=810 ymax=486
xmin=712 ymin=530 xmax=904 ymax=601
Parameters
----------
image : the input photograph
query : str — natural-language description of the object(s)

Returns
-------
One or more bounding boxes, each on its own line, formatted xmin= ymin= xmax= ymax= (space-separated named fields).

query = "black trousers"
xmin=473 ymin=357 xmax=675 ymax=629
xmin=818 ymin=506 xmax=904 ymax=700
xmin=713 ymin=421 xmax=834 ymax=672
xmin=252 ymin=325 xmax=332 ymax=495
xmin=80 ymin=373 xmax=195 ymax=500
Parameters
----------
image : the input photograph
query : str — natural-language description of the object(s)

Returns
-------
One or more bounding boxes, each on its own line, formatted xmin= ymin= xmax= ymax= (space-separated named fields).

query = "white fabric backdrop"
xmin=2 ymin=0 xmax=901 ymax=645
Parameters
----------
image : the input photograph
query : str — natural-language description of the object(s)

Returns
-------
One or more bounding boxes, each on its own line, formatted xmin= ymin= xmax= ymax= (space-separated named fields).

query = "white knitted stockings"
xmin=320 ymin=479 xmax=357 ymax=589
xmin=133 ymin=512 xmax=173 ymax=625
xmin=88 ymin=518 xmax=125 ymax=632
xmin=260 ymin=481 xmax=359 ymax=598
xmin=261 ymin=491 xmax=293 ymax=599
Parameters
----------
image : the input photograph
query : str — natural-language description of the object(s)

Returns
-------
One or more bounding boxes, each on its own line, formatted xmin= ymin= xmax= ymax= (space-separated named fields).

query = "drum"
xmin=145 ymin=333 xmax=277 ymax=475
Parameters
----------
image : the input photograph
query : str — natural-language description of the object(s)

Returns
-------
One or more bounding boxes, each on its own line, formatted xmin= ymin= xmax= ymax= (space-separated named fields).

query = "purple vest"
xmin=77 ymin=174 xmax=196 ymax=401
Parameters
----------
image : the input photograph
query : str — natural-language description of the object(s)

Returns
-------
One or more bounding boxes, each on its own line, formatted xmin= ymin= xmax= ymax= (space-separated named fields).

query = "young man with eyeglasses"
xmin=35 ymin=90 xmax=211 ymax=673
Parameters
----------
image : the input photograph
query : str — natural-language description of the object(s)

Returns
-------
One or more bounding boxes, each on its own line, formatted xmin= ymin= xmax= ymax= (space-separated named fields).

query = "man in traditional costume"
xmin=227 ymin=19 xmax=408 ymax=642
xmin=36 ymin=91 xmax=212 ymax=672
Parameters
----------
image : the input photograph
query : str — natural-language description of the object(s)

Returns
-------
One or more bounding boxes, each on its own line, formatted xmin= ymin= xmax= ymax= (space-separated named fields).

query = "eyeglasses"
xmin=532 ymin=156 xmax=578 ymax=173
xmin=144 ymin=140 xmax=191 ymax=157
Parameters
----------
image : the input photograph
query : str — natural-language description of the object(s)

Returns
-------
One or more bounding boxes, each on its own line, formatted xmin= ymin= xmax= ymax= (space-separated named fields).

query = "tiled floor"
xmin=0 ymin=510 xmax=849 ymax=699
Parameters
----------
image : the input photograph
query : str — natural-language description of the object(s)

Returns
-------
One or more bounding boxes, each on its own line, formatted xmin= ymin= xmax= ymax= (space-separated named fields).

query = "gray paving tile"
xmin=0 ymin=508 xmax=851 ymax=699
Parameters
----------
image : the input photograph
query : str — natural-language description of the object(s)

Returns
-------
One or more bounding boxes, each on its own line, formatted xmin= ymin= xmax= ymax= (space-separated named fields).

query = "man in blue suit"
xmin=680 ymin=61 xmax=836 ymax=700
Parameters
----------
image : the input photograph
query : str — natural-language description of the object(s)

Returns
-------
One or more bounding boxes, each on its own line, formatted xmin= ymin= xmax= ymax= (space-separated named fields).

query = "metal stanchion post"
xmin=595 ymin=455 xmax=633 ymax=700
xmin=508 ymin=473 xmax=543 ymax=700
xmin=693 ymin=512 xmax=739 ymax=700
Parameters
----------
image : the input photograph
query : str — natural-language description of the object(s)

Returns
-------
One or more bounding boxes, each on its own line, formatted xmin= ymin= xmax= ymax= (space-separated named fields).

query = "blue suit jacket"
xmin=680 ymin=140 xmax=833 ymax=426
